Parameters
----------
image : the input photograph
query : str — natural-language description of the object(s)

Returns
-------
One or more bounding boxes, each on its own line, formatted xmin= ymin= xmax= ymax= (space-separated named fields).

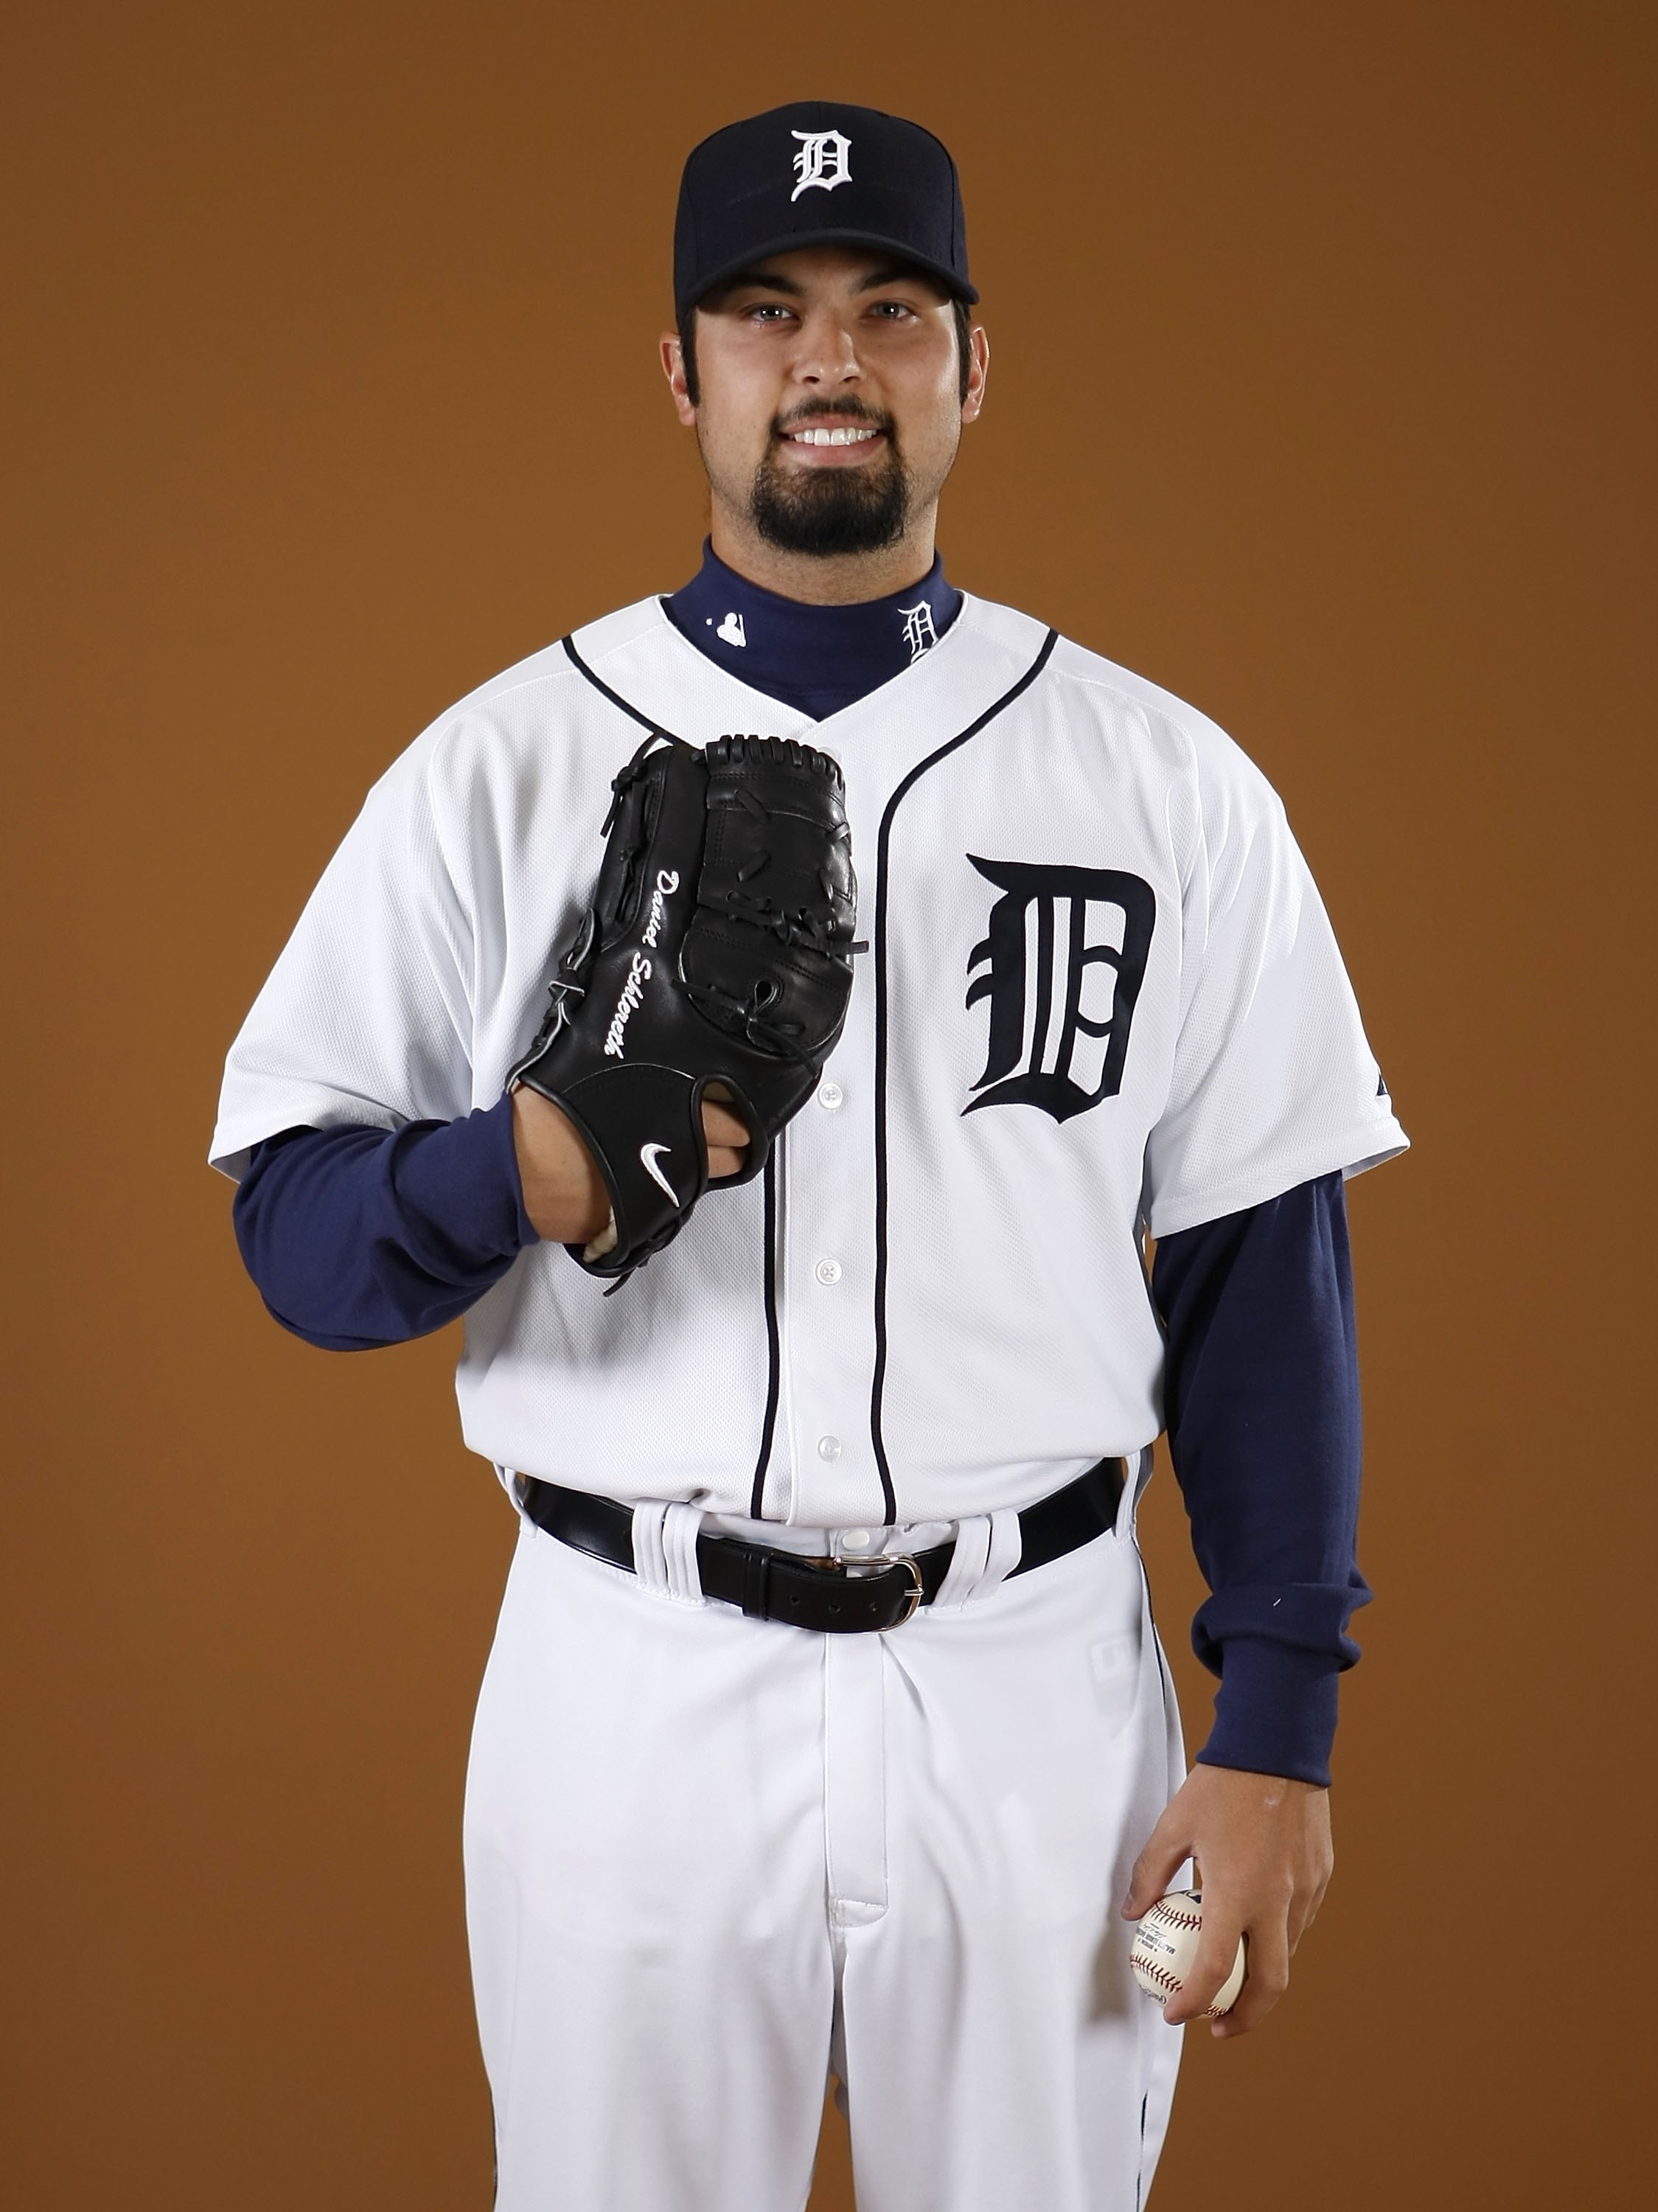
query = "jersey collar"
xmin=564 ymin=588 xmax=1053 ymax=779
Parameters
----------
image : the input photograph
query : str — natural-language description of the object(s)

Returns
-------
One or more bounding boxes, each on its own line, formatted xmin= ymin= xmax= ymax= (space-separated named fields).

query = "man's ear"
xmin=961 ymin=324 xmax=990 ymax=425
xmin=661 ymin=333 xmax=697 ymax=426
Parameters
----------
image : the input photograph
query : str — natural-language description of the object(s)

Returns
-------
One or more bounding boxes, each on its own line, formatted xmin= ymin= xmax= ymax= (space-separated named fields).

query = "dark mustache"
xmin=773 ymin=400 xmax=893 ymax=435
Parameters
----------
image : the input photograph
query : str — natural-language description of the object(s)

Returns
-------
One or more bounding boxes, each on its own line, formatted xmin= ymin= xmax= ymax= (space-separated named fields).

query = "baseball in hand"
xmin=1129 ymin=1889 xmax=1247 ymax=2017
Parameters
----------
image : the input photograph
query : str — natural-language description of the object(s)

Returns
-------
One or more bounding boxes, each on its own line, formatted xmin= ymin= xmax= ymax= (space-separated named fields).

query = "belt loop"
xmin=632 ymin=1500 xmax=670 ymax=1590
xmin=930 ymin=1506 xmax=1022 ymax=1610
xmin=985 ymin=1504 xmax=1023 ymax=1588
xmin=930 ymin=1513 xmax=989 ymax=1609
xmin=632 ymin=1500 xmax=709 ymax=1606
xmin=662 ymin=1500 xmax=706 ymax=1604
xmin=741 ymin=1545 xmax=772 ymax=1620
xmin=1118 ymin=1447 xmax=1154 ymax=1540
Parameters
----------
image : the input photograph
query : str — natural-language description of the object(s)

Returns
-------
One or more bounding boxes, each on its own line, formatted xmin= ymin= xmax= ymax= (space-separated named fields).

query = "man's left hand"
xmin=1121 ymin=1764 xmax=1333 ymax=2038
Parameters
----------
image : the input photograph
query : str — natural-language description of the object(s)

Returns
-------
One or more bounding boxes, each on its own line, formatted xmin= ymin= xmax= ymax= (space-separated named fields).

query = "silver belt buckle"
xmin=800 ymin=1551 xmax=926 ymax=1627
xmin=849 ymin=1551 xmax=924 ymax=1627
xmin=879 ymin=1553 xmax=925 ymax=1624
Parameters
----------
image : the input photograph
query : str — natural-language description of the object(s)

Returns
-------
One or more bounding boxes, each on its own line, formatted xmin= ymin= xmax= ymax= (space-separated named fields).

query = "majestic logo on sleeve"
xmin=791 ymin=129 xmax=853 ymax=200
xmin=963 ymin=858 xmax=1156 ymax=1122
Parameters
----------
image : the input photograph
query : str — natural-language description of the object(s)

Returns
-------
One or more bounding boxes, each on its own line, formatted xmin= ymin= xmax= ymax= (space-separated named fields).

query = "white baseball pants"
xmin=463 ymin=1470 xmax=1185 ymax=2212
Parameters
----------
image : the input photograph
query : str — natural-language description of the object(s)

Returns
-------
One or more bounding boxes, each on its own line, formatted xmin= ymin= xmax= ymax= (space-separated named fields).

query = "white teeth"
xmin=791 ymin=425 xmax=878 ymax=446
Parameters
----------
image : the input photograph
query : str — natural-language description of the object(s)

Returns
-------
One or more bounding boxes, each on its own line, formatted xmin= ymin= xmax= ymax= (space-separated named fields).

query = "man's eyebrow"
xmin=710 ymin=261 xmax=943 ymax=304
xmin=852 ymin=261 xmax=940 ymax=294
xmin=716 ymin=268 xmax=807 ymax=299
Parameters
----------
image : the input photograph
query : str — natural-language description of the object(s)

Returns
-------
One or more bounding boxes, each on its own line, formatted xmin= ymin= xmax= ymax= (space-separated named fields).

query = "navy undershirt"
xmin=231 ymin=552 xmax=1369 ymax=1787
xmin=662 ymin=540 xmax=961 ymax=720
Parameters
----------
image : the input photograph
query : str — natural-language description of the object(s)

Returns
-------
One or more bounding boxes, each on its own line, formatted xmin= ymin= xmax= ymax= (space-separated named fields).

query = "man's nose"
xmin=790 ymin=307 xmax=862 ymax=386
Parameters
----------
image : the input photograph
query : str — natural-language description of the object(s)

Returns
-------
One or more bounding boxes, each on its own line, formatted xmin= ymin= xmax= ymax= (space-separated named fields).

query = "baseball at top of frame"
xmin=1129 ymin=1889 xmax=1247 ymax=2018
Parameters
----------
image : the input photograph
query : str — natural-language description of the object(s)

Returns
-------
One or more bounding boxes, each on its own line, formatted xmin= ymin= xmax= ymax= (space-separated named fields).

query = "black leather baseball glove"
xmin=510 ymin=731 xmax=858 ymax=1284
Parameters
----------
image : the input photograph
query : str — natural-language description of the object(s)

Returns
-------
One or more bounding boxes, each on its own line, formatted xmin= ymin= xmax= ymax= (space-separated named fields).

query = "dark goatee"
xmin=748 ymin=425 xmax=910 ymax=556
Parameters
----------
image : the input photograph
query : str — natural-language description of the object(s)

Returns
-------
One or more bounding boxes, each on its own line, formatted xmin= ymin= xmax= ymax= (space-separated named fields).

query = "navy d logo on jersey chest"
xmin=963 ymin=856 xmax=1156 ymax=1123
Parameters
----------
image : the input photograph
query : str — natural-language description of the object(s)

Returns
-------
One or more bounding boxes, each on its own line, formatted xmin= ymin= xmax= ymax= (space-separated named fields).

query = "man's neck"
xmin=708 ymin=504 xmax=938 ymax=607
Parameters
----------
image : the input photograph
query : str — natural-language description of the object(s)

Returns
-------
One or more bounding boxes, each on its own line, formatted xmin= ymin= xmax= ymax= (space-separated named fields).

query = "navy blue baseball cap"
xmin=674 ymin=101 xmax=976 ymax=321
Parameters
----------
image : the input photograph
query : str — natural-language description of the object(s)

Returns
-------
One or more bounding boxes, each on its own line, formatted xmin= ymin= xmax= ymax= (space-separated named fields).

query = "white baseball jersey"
xmin=212 ymin=591 xmax=1407 ymax=1529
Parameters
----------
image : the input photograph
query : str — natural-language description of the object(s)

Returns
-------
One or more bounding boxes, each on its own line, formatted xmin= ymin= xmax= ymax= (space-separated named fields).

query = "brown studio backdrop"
xmin=2 ymin=2 xmax=1651 ymax=2205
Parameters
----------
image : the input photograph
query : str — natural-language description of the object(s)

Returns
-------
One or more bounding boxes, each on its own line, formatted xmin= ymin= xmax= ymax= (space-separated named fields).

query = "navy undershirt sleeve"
xmin=232 ymin=1095 xmax=538 ymax=1351
xmin=1151 ymin=1171 xmax=1370 ymax=1789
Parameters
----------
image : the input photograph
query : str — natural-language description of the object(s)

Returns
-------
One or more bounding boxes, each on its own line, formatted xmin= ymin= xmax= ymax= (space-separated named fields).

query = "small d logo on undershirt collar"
xmin=791 ymin=130 xmax=852 ymax=201
xmin=899 ymin=602 xmax=938 ymax=662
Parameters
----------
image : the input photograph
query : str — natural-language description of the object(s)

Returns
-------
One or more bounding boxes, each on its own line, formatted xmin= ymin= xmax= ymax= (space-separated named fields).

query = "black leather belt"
xmin=520 ymin=1456 xmax=1128 ymax=1635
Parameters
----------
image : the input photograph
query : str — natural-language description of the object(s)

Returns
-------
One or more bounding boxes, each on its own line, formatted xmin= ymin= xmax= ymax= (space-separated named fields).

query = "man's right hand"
xmin=511 ymin=1086 xmax=750 ymax=1245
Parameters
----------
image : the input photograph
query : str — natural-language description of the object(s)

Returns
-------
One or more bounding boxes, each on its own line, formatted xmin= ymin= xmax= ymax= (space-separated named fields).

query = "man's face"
xmin=664 ymin=246 xmax=986 ymax=557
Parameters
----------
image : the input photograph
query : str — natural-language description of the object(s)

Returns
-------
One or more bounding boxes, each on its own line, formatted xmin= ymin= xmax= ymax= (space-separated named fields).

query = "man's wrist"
xmin=510 ymin=1085 xmax=611 ymax=1245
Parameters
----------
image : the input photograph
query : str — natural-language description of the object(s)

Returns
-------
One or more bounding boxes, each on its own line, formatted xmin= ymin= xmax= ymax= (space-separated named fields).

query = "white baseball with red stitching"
xmin=1129 ymin=1889 xmax=1247 ymax=2017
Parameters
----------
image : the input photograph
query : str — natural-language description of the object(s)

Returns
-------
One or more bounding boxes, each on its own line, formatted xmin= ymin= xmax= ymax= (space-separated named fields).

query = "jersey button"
xmin=814 ymin=1256 xmax=843 ymax=1286
xmin=840 ymin=1528 xmax=871 ymax=1552
xmin=817 ymin=1081 xmax=844 ymax=1110
xmin=817 ymin=1435 xmax=843 ymax=1462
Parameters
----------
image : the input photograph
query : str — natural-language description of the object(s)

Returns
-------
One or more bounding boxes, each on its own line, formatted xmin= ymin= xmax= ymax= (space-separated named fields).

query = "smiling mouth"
xmin=780 ymin=422 xmax=886 ymax=448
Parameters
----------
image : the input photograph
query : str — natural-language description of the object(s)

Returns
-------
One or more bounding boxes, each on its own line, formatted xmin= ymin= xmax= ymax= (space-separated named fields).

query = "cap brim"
xmin=680 ymin=229 xmax=979 ymax=316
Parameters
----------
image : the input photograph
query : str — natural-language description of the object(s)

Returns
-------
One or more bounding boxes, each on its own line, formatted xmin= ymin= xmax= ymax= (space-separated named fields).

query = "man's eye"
xmin=869 ymin=300 xmax=915 ymax=320
xmin=747 ymin=303 xmax=795 ymax=322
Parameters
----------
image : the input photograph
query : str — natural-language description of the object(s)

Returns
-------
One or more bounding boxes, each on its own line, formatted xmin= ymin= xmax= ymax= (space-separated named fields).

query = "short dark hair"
xmin=678 ymin=291 xmax=975 ymax=409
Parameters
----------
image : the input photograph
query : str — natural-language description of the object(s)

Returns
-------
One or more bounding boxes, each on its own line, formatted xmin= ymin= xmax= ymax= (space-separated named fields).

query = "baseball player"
xmin=212 ymin=102 xmax=1406 ymax=2212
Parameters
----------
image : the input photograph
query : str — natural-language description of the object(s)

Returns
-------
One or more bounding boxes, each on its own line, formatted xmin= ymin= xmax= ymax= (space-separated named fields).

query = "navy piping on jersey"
xmin=561 ymin=633 xmax=673 ymax=739
xmin=749 ymin=1147 xmax=783 ymax=1519
xmin=868 ymin=627 xmax=1059 ymax=1521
